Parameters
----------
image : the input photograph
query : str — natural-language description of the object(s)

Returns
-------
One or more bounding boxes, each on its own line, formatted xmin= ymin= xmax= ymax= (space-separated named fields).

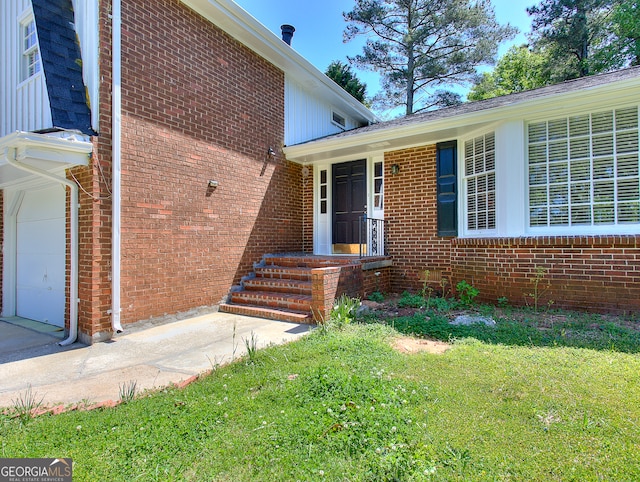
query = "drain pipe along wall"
xmin=111 ymin=0 xmax=124 ymax=333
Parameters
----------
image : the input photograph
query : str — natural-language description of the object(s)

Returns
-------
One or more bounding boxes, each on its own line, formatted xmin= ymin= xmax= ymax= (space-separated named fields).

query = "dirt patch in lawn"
xmin=392 ymin=336 xmax=451 ymax=354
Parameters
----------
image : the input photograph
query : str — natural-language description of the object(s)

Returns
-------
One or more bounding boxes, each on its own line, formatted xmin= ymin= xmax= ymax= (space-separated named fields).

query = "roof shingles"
xmin=31 ymin=0 xmax=95 ymax=136
xmin=319 ymin=66 xmax=640 ymax=144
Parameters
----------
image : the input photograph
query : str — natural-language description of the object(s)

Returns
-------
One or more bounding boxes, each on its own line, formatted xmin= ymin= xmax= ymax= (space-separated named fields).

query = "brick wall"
xmin=452 ymin=236 xmax=640 ymax=313
xmin=362 ymin=265 xmax=391 ymax=298
xmin=72 ymin=0 xmax=302 ymax=339
xmin=112 ymin=0 xmax=300 ymax=325
xmin=310 ymin=260 xmax=391 ymax=321
xmin=384 ymin=144 xmax=640 ymax=314
xmin=384 ymin=145 xmax=453 ymax=293
xmin=68 ymin=0 xmax=116 ymax=343
xmin=69 ymin=141 xmax=113 ymax=343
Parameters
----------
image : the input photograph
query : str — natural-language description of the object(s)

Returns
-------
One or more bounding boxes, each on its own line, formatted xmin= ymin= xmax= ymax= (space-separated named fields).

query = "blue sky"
xmin=234 ymin=0 xmax=534 ymax=117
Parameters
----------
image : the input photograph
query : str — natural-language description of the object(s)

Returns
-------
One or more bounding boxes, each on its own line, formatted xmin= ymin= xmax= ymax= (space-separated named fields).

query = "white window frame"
xmin=331 ymin=110 xmax=346 ymax=130
xmin=462 ymin=132 xmax=497 ymax=236
xmin=20 ymin=14 xmax=41 ymax=82
xmin=526 ymin=106 xmax=640 ymax=235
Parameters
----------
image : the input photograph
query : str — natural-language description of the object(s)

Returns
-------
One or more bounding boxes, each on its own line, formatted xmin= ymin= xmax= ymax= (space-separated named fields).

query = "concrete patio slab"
xmin=0 ymin=312 xmax=312 ymax=408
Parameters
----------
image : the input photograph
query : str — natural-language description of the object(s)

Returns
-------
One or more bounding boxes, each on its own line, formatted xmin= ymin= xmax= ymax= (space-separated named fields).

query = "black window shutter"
xmin=436 ymin=141 xmax=458 ymax=236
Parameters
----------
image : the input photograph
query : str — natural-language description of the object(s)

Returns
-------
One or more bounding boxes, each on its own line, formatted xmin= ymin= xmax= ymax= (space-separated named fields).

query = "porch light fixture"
xmin=260 ymin=147 xmax=276 ymax=177
xmin=391 ymin=163 xmax=400 ymax=175
xmin=208 ymin=180 xmax=219 ymax=188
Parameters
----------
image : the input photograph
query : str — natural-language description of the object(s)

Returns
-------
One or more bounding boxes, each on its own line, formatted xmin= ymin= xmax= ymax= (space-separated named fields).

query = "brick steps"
xmin=255 ymin=266 xmax=312 ymax=281
xmin=219 ymin=253 xmax=379 ymax=324
xmin=220 ymin=255 xmax=332 ymax=324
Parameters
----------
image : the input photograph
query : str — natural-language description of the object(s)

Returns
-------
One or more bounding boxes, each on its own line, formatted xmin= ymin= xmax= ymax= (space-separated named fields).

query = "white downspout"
xmin=5 ymin=148 xmax=79 ymax=346
xmin=111 ymin=0 xmax=123 ymax=333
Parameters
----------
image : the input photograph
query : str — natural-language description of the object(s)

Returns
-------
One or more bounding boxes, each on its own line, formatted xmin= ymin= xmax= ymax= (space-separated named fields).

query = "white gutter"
xmin=5 ymin=148 xmax=79 ymax=346
xmin=111 ymin=0 xmax=123 ymax=333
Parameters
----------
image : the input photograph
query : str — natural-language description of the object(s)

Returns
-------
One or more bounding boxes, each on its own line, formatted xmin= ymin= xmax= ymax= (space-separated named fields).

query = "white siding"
xmin=285 ymin=76 xmax=363 ymax=146
xmin=1 ymin=0 xmax=52 ymax=137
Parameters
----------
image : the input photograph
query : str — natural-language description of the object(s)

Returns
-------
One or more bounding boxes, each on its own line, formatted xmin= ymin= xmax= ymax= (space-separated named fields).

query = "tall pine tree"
xmin=343 ymin=0 xmax=516 ymax=115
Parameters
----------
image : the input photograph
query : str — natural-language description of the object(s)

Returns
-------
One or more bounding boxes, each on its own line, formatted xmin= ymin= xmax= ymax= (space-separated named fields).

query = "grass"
xmin=366 ymin=291 xmax=640 ymax=353
xmin=1 ymin=307 xmax=639 ymax=481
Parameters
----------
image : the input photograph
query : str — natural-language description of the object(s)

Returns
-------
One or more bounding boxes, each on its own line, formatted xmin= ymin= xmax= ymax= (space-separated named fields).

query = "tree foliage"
xmin=343 ymin=0 xmax=516 ymax=115
xmin=593 ymin=0 xmax=640 ymax=68
xmin=614 ymin=0 xmax=640 ymax=65
xmin=470 ymin=0 xmax=638 ymax=101
xmin=467 ymin=45 xmax=553 ymax=101
xmin=325 ymin=60 xmax=368 ymax=104
xmin=526 ymin=0 xmax=618 ymax=79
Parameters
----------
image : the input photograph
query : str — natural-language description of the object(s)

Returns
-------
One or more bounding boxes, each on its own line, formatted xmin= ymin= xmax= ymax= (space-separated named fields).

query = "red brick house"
xmin=286 ymin=67 xmax=640 ymax=314
xmin=0 ymin=0 xmax=376 ymax=344
xmin=2 ymin=0 xmax=639 ymax=349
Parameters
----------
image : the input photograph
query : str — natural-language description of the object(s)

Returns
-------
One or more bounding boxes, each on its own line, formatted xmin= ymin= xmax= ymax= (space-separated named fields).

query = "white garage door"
xmin=16 ymin=185 xmax=66 ymax=327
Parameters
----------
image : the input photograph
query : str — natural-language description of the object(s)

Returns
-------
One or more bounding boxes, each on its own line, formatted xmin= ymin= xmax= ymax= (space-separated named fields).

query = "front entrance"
xmin=15 ymin=186 xmax=66 ymax=327
xmin=332 ymin=160 xmax=366 ymax=253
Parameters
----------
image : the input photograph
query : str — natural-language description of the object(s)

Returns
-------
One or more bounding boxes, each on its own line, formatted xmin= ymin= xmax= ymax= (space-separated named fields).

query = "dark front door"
xmin=333 ymin=160 xmax=367 ymax=245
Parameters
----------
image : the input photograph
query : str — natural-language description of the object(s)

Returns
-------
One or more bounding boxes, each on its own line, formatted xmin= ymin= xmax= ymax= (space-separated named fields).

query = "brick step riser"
xmin=243 ymin=280 xmax=312 ymax=295
xmin=255 ymin=268 xmax=312 ymax=281
xmin=265 ymin=258 xmax=356 ymax=269
xmin=220 ymin=304 xmax=313 ymax=324
xmin=230 ymin=293 xmax=311 ymax=312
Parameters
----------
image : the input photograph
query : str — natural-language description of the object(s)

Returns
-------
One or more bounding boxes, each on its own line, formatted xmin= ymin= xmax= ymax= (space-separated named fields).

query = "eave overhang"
xmin=0 ymin=131 xmax=92 ymax=189
xmin=284 ymin=69 xmax=640 ymax=165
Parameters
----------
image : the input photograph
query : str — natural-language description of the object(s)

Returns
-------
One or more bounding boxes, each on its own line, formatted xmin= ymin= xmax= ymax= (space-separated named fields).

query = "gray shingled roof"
xmin=32 ymin=0 xmax=95 ymax=136
xmin=322 ymin=66 xmax=640 ymax=142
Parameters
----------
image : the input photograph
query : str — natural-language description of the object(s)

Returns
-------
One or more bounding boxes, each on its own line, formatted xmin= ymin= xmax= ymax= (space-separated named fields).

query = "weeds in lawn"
xmin=243 ymin=331 xmax=259 ymax=364
xmin=397 ymin=291 xmax=425 ymax=309
xmin=0 ymin=324 xmax=638 ymax=481
xmin=440 ymin=276 xmax=451 ymax=299
xmin=119 ymin=380 xmax=138 ymax=403
xmin=328 ymin=295 xmax=360 ymax=330
xmin=367 ymin=291 xmax=385 ymax=303
xmin=420 ymin=269 xmax=434 ymax=308
xmin=11 ymin=385 xmax=43 ymax=422
xmin=456 ymin=280 xmax=479 ymax=306
xmin=525 ymin=266 xmax=552 ymax=312
xmin=231 ymin=322 xmax=240 ymax=361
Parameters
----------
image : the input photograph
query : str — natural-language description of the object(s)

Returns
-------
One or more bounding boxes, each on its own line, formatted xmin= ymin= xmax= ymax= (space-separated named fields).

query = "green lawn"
xmin=2 ymin=315 xmax=639 ymax=481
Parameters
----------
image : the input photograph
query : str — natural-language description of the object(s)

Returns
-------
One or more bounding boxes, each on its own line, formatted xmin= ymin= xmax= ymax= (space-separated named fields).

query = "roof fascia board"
xmin=284 ymin=76 xmax=640 ymax=161
xmin=180 ymin=0 xmax=377 ymax=124
xmin=0 ymin=131 xmax=93 ymax=159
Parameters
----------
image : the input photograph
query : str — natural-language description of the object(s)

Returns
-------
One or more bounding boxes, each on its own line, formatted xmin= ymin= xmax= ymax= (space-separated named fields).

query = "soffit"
xmin=0 ymin=132 xmax=92 ymax=189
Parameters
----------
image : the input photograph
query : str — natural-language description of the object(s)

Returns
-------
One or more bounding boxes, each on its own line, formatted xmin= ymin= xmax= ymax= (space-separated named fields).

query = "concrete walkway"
xmin=0 ymin=312 xmax=311 ymax=409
